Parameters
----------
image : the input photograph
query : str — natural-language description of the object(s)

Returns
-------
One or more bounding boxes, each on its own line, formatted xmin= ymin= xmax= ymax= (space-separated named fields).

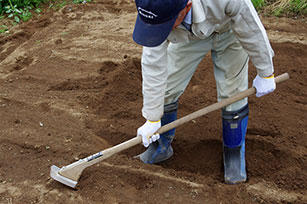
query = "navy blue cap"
xmin=133 ymin=0 xmax=189 ymax=47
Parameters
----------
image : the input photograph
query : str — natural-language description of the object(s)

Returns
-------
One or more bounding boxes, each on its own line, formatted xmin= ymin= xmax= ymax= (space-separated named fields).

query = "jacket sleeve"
xmin=226 ymin=0 xmax=274 ymax=77
xmin=141 ymin=40 xmax=169 ymax=121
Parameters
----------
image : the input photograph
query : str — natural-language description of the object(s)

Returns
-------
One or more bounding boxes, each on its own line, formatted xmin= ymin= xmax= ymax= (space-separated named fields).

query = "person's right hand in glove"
xmin=137 ymin=120 xmax=161 ymax=147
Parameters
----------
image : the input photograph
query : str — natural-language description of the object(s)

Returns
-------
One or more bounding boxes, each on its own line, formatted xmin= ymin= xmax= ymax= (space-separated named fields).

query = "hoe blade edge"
xmin=50 ymin=165 xmax=78 ymax=189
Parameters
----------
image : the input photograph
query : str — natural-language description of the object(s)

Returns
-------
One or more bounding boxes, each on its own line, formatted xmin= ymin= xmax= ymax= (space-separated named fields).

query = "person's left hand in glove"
xmin=253 ymin=74 xmax=276 ymax=97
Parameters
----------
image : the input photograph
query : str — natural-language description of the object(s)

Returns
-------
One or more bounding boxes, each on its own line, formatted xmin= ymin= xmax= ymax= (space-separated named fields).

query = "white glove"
xmin=253 ymin=74 xmax=276 ymax=97
xmin=137 ymin=120 xmax=161 ymax=147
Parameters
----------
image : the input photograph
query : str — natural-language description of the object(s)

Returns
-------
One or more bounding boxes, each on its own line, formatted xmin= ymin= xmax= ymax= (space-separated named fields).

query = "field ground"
xmin=0 ymin=0 xmax=306 ymax=203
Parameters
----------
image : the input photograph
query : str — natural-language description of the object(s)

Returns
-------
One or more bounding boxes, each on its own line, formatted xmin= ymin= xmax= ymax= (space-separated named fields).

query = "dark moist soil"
xmin=0 ymin=1 xmax=306 ymax=203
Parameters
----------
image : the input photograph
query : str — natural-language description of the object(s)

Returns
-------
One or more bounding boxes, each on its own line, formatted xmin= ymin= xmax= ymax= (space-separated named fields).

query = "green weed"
xmin=0 ymin=24 xmax=8 ymax=33
xmin=252 ymin=0 xmax=266 ymax=10
xmin=72 ymin=0 xmax=91 ymax=4
xmin=252 ymin=0 xmax=307 ymax=17
xmin=0 ymin=0 xmax=46 ymax=23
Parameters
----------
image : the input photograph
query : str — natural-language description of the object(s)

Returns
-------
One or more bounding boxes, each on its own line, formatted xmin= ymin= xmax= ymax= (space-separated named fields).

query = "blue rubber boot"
xmin=139 ymin=102 xmax=178 ymax=164
xmin=222 ymin=104 xmax=249 ymax=184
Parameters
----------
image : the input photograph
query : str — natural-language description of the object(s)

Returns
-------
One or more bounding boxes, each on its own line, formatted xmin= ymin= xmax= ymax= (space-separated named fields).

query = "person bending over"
xmin=133 ymin=0 xmax=275 ymax=184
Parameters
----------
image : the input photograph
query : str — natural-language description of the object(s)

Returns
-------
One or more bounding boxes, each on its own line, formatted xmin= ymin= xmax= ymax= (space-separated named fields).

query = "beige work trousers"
xmin=165 ymin=30 xmax=249 ymax=111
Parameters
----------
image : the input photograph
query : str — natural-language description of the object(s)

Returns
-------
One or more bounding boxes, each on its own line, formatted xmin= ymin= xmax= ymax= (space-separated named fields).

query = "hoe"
xmin=51 ymin=73 xmax=289 ymax=188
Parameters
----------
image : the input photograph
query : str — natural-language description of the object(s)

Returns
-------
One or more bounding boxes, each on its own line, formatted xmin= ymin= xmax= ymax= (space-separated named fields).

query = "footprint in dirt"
xmin=160 ymin=138 xmax=224 ymax=181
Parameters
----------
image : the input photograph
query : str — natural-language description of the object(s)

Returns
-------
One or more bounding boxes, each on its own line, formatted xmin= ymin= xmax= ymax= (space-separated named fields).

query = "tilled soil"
xmin=0 ymin=1 xmax=306 ymax=203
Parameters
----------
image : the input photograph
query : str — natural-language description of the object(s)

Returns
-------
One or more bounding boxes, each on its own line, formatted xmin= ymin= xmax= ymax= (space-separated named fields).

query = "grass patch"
xmin=252 ymin=0 xmax=307 ymax=17
xmin=0 ymin=0 xmax=91 ymax=24
xmin=0 ymin=0 xmax=47 ymax=23
xmin=0 ymin=0 xmax=92 ymax=35
xmin=253 ymin=0 xmax=266 ymax=10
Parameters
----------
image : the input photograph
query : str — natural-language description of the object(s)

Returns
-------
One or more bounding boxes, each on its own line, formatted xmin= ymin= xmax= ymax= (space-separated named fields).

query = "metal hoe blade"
xmin=50 ymin=165 xmax=78 ymax=188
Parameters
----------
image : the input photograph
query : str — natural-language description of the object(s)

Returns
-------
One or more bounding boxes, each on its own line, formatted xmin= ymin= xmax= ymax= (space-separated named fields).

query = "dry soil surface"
xmin=0 ymin=1 xmax=307 ymax=204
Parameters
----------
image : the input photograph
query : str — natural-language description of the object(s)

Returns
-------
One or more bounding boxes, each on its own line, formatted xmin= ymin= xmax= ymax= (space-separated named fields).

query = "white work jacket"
xmin=141 ymin=0 xmax=274 ymax=121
